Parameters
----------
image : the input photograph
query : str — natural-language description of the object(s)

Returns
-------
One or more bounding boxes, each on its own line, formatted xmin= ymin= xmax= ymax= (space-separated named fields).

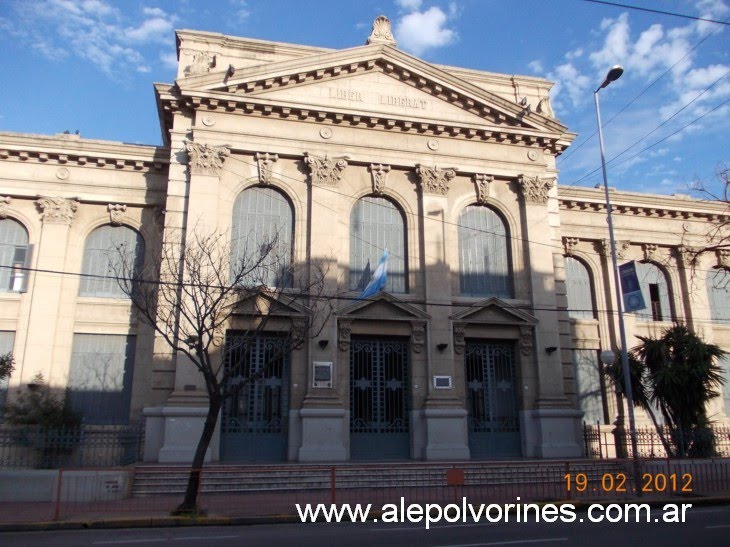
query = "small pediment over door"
xmin=450 ymin=297 xmax=537 ymax=326
xmin=337 ymin=292 xmax=430 ymax=321
xmin=231 ymin=288 xmax=311 ymax=318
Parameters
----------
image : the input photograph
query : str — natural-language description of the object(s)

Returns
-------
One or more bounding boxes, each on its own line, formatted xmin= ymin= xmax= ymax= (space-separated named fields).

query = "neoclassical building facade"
xmin=1 ymin=18 xmax=728 ymax=462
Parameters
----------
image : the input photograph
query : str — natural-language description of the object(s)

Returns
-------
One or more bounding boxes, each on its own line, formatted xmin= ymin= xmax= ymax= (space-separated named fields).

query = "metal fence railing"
xmin=0 ymin=422 xmax=144 ymax=469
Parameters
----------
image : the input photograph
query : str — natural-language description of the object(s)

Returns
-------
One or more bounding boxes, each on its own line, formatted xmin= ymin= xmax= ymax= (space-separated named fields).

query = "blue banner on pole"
xmin=619 ymin=261 xmax=646 ymax=312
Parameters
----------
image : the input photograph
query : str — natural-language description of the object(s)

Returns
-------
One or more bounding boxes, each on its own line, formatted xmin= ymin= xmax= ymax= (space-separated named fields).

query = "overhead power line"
xmin=581 ymin=0 xmax=730 ymax=25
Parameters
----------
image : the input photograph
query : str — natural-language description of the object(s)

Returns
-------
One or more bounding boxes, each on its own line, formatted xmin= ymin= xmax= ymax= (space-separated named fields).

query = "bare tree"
xmin=113 ymin=228 xmax=333 ymax=514
xmin=685 ymin=164 xmax=730 ymax=270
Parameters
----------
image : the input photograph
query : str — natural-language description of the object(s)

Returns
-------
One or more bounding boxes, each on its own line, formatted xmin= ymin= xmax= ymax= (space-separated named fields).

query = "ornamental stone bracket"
xmin=338 ymin=319 xmax=352 ymax=351
xmin=369 ymin=164 xmax=391 ymax=195
xmin=411 ymin=322 xmax=425 ymax=354
xmin=0 ymin=196 xmax=11 ymax=219
xmin=517 ymin=174 xmax=555 ymax=205
xmin=415 ymin=165 xmax=456 ymax=196
xmin=183 ymin=50 xmax=216 ymax=76
xmin=717 ymin=249 xmax=730 ymax=269
xmin=675 ymin=244 xmax=699 ymax=268
xmin=108 ymin=204 xmax=127 ymax=226
xmin=596 ymin=239 xmax=630 ymax=259
xmin=304 ymin=153 xmax=348 ymax=186
xmin=256 ymin=152 xmax=279 ymax=184
xmin=36 ymin=196 xmax=79 ymax=225
xmin=519 ymin=326 xmax=534 ymax=357
xmin=366 ymin=15 xmax=397 ymax=47
xmin=453 ymin=323 xmax=465 ymax=355
xmin=291 ymin=317 xmax=307 ymax=350
xmin=562 ymin=237 xmax=580 ymax=256
xmin=473 ymin=174 xmax=493 ymax=205
xmin=184 ymin=141 xmax=230 ymax=176
xmin=643 ymin=243 xmax=658 ymax=262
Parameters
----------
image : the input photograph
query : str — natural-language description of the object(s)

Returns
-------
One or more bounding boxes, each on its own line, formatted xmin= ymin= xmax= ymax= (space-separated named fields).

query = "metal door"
xmin=350 ymin=338 xmax=410 ymax=460
xmin=465 ymin=341 xmax=521 ymax=458
xmin=220 ymin=335 xmax=290 ymax=461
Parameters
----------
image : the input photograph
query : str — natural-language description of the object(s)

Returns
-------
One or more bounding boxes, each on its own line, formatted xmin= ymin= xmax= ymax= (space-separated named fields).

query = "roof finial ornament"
xmin=366 ymin=15 xmax=397 ymax=47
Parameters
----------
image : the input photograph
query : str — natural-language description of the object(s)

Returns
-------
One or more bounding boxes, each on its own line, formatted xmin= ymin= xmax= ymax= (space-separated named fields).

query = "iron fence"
xmin=0 ymin=421 xmax=144 ymax=469
xmin=583 ymin=422 xmax=730 ymax=459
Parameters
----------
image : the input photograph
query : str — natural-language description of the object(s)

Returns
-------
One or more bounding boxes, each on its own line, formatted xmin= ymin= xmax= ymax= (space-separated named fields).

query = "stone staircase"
xmin=131 ymin=460 xmax=627 ymax=497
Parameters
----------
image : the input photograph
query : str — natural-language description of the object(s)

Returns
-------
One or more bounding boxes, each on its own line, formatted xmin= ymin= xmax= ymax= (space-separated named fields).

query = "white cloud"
xmin=160 ymin=51 xmax=179 ymax=70
xmin=9 ymin=0 xmax=178 ymax=77
xmin=395 ymin=6 xmax=457 ymax=56
xmin=528 ymin=60 xmax=544 ymax=74
xmin=228 ymin=0 xmax=250 ymax=23
xmin=547 ymin=62 xmax=591 ymax=110
xmin=396 ymin=0 xmax=423 ymax=10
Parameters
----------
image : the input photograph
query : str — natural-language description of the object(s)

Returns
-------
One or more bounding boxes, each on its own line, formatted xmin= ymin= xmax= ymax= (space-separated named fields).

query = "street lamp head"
xmin=599 ymin=65 xmax=624 ymax=89
xmin=600 ymin=349 xmax=616 ymax=365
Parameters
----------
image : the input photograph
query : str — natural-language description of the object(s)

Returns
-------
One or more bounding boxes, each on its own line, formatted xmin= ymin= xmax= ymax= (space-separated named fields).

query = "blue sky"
xmin=0 ymin=0 xmax=727 ymax=196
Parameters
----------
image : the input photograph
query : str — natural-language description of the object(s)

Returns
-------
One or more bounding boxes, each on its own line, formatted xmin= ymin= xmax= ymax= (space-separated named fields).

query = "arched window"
xmin=633 ymin=262 xmax=672 ymax=322
xmin=349 ymin=196 xmax=406 ymax=293
xmin=0 ymin=218 xmax=29 ymax=293
xmin=458 ymin=205 xmax=512 ymax=298
xmin=565 ymin=256 xmax=595 ymax=319
xmin=231 ymin=186 xmax=293 ymax=287
xmin=707 ymin=268 xmax=730 ymax=323
xmin=79 ymin=225 xmax=145 ymax=298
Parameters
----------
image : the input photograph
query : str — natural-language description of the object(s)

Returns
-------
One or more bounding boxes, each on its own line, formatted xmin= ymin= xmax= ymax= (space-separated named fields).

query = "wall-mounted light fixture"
xmin=437 ymin=343 xmax=448 ymax=352
xmin=545 ymin=346 xmax=558 ymax=354
xmin=318 ymin=340 xmax=329 ymax=349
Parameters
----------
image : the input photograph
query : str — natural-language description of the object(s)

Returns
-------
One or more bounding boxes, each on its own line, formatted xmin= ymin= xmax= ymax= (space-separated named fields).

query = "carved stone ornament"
xmin=411 ymin=323 xmax=425 ymax=354
xmin=0 ymin=196 xmax=11 ymax=219
xmin=642 ymin=243 xmax=658 ymax=262
xmin=536 ymin=97 xmax=555 ymax=118
xmin=291 ymin=318 xmax=306 ymax=350
xmin=369 ymin=164 xmax=390 ymax=195
xmin=366 ymin=15 xmax=397 ymax=47
xmin=563 ymin=237 xmax=580 ymax=256
xmin=453 ymin=324 xmax=465 ymax=355
xmin=153 ymin=207 xmax=166 ymax=230
xmin=108 ymin=204 xmax=127 ymax=226
xmin=597 ymin=239 xmax=630 ymax=259
xmin=676 ymin=244 xmax=698 ymax=267
xmin=256 ymin=152 xmax=279 ymax=184
xmin=304 ymin=153 xmax=348 ymax=186
xmin=185 ymin=50 xmax=216 ymax=76
xmin=185 ymin=141 xmax=230 ymax=176
xmin=338 ymin=320 xmax=352 ymax=351
xmin=517 ymin=174 xmax=555 ymax=205
xmin=520 ymin=326 xmax=534 ymax=357
xmin=473 ymin=174 xmax=493 ymax=205
xmin=37 ymin=196 xmax=79 ymax=225
xmin=717 ymin=249 xmax=730 ymax=269
xmin=415 ymin=165 xmax=456 ymax=196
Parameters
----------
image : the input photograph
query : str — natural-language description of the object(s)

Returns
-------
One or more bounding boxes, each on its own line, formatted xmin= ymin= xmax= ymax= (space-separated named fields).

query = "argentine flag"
xmin=358 ymin=249 xmax=388 ymax=300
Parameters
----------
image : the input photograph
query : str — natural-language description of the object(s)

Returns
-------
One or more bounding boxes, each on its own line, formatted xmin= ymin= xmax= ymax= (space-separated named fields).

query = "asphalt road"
xmin=1 ymin=505 xmax=729 ymax=546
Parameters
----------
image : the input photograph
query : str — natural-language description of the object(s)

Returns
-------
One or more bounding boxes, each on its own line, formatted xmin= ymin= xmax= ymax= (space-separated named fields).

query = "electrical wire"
xmin=580 ymin=0 xmax=730 ymax=25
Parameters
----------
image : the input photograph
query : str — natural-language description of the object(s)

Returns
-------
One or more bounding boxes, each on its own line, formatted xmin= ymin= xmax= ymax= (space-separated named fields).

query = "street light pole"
xmin=594 ymin=65 xmax=641 ymax=482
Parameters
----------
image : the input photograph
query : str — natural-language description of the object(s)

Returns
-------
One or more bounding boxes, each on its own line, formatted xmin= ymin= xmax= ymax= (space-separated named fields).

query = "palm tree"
xmin=628 ymin=325 xmax=725 ymax=457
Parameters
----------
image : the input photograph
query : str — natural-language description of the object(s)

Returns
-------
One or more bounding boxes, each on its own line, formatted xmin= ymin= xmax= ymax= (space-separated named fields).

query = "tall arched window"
xmin=707 ymin=268 xmax=730 ymax=323
xmin=231 ymin=186 xmax=293 ymax=288
xmin=79 ymin=225 xmax=145 ymax=298
xmin=565 ymin=256 xmax=595 ymax=319
xmin=349 ymin=196 xmax=406 ymax=293
xmin=0 ymin=218 xmax=29 ymax=292
xmin=458 ymin=205 xmax=512 ymax=298
xmin=633 ymin=262 xmax=672 ymax=322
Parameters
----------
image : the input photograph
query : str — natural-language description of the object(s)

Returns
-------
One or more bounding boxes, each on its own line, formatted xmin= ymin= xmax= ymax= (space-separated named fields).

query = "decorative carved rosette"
xmin=519 ymin=326 xmax=534 ymax=356
xmin=338 ymin=320 xmax=352 ymax=351
xmin=411 ymin=322 xmax=425 ymax=354
xmin=304 ymin=153 xmax=348 ymax=186
xmin=366 ymin=15 xmax=397 ymax=46
xmin=108 ymin=204 xmax=127 ymax=226
xmin=185 ymin=141 xmax=230 ymax=176
xmin=453 ymin=324 xmax=465 ymax=355
xmin=473 ymin=174 xmax=493 ymax=205
xmin=256 ymin=152 xmax=279 ymax=184
xmin=563 ymin=237 xmax=580 ymax=256
xmin=415 ymin=165 xmax=456 ymax=196
xmin=0 ymin=196 xmax=11 ymax=219
xmin=717 ymin=249 xmax=730 ymax=269
xmin=369 ymin=164 xmax=390 ymax=195
xmin=517 ymin=174 xmax=555 ymax=205
xmin=184 ymin=50 xmax=216 ymax=76
xmin=642 ymin=243 xmax=658 ymax=262
xmin=291 ymin=318 xmax=307 ymax=350
xmin=37 ymin=196 xmax=79 ymax=225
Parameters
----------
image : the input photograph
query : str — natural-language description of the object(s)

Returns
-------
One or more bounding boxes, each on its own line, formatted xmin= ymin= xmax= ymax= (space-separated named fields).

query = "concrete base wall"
xmin=297 ymin=408 xmax=348 ymax=461
xmin=0 ymin=469 xmax=133 ymax=502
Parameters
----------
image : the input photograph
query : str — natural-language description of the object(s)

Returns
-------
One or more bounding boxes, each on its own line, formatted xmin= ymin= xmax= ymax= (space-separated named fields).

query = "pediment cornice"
xmin=337 ymin=292 xmax=430 ymax=321
xmin=450 ymin=297 xmax=538 ymax=325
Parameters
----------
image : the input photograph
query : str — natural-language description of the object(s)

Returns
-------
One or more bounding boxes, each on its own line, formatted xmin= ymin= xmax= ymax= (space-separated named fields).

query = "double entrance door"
xmin=350 ymin=337 xmax=410 ymax=460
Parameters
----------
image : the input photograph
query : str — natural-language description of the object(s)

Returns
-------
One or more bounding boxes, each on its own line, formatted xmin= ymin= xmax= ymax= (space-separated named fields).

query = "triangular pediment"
xmin=176 ymin=44 xmax=566 ymax=135
xmin=450 ymin=297 xmax=537 ymax=325
xmin=337 ymin=292 xmax=430 ymax=321
xmin=232 ymin=288 xmax=311 ymax=317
